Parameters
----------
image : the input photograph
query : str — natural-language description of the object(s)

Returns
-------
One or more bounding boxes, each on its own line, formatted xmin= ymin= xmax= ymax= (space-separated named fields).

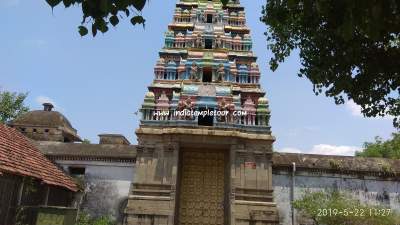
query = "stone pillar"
xmin=125 ymin=132 xmax=180 ymax=225
xmin=230 ymin=140 xmax=279 ymax=225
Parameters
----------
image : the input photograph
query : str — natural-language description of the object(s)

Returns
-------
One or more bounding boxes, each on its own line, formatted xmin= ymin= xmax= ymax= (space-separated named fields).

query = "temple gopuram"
xmin=125 ymin=0 xmax=279 ymax=224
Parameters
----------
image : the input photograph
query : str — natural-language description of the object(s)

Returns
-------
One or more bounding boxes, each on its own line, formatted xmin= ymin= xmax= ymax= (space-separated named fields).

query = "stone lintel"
xmin=125 ymin=198 xmax=173 ymax=216
xmin=235 ymin=200 xmax=277 ymax=207
xmin=136 ymin=126 xmax=275 ymax=144
xmin=129 ymin=195 xmax=171 ymax=201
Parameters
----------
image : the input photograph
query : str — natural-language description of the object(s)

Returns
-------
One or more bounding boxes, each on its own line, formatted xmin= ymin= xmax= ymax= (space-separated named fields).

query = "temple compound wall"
xmin=271 ymin=153 xmax=400 ymax=225
xmin=35 ymin=139 xmax=400 ymax=225
xmin=59 ymin=160 xmax=134 ymax=220
xmin=36 ymin=140 xmax=137 ymax=224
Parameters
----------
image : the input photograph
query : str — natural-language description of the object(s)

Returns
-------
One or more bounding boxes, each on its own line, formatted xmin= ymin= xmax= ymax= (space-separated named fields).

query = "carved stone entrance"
xmin=177 ymin=150 xmax=226 ymax=225
xmin=124 ymin=128 xmax=280 ymax=225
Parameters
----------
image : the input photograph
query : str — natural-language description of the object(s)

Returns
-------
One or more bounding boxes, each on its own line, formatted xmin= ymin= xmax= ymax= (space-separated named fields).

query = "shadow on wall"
xmin=274 ymin=174 xmax=398 ymax=206
xmin=81 ymin=180 xmax=127 ymax=224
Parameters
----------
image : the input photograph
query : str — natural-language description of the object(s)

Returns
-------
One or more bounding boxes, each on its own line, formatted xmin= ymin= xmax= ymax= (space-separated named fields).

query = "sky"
xmin=0 ymin=0 xmax=396 ymax=155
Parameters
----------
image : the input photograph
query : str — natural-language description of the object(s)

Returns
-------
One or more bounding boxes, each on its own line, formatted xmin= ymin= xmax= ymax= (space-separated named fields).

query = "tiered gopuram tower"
xmin=125 ymin=0 xmax=279 ymax=224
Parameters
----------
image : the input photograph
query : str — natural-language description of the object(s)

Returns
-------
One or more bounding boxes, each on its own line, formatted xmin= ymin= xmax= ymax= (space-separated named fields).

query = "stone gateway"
xmin=124 ymin=0 xmax=279 ymax=224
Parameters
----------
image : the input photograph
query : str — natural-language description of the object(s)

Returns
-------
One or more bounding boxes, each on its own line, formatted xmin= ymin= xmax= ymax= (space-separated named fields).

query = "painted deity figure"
xmin=178 ymin=98 xmax=195 ymax=120
xmin=196 ymin=10 xmax=201 ymax=22
xmin=215 ymin=35 xmax=222 ymax=48
xmin=217 ymin=98 xmax=228 ymax=122
xmin=218 ymin=98 xmax=235 ymax=123
xmin=200 ymin=10 xmax=205 ymax=22
xmin=218 ymin=11 xmax=224 ymax=23
xmin=216 ymin=64 xmax=225 ymax=82
xmin=190 ymin=62 xmax=200 ymax=81
xmin=195 ymin=33 xmax=203 ymax=48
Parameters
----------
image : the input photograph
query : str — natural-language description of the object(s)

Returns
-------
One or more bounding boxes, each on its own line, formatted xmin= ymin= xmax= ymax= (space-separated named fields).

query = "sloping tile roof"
xmin=0 ymin=123 xmax=78 ymax=191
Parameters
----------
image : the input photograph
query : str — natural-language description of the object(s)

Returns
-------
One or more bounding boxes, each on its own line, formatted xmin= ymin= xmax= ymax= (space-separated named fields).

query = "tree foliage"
xmin=293 ymin=190 xmax=400 ymax=225
xmin=0 ymin=91 xmax=29 ymax=124
xmin=356 ymin=133 xmax=400 ymax=159
xmin=45 ymin=0 xmax=229 ymax=37
xmin=262 ymin=0 xmax=400 ymax=127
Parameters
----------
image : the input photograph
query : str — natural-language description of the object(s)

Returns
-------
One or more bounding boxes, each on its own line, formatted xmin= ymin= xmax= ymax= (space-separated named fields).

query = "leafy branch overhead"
xmin=45 ymin=0 xmax=230 ymax=37
xmin=262 ymin=0 xmax=400 ymax=128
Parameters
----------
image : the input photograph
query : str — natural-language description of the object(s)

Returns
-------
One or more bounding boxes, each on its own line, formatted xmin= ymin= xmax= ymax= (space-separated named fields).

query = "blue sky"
xmin=0 ymin=0 xmax=396 ymax=155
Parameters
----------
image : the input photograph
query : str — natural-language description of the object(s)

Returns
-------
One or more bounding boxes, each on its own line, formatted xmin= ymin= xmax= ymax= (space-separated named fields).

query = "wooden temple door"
xmin=177 ymin=150 xmax=226 ymax=225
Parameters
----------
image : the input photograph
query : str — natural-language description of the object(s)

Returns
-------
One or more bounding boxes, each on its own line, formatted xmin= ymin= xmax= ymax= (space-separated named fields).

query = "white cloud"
xmin=277 ymin=147 xmax=303 ymax=154
xmin=35 ymin=96 xmax=63 ymax=112
xmin=345 ymin=100 xmax=363 ymax=117
xmin=277 ymin=144 xmax=361 ymax=156
xmin=308 ymin=144 xmax=361 ymax=156
xmin=345 ymin=100 xmax=394 ymax=120
xmin=36 ymin=96 xmax=55 ymax=105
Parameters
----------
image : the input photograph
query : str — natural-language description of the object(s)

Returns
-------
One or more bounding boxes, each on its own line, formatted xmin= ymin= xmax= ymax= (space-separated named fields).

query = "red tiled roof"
xmin=0 ymin=123 xmax=78 ymax=192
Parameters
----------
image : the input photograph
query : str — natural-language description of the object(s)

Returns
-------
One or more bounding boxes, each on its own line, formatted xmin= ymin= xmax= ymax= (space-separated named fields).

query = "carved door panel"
xmin=178 ymin=151 xmax=225 ymax=225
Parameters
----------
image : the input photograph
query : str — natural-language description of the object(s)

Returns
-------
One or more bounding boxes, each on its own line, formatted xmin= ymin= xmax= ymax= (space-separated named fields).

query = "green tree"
xmin=293 ymin=190 xmax=400 ymax=225
xmin=45 ymin=0 xmax=229 ymax=37
xmin=356 ymin=133 xmax=400 ymax=159
xmin=0 ymin=91 xmax=29 ymax=124
xmin=82 ymin=138 xmax=91 ymax=144
xmin=261 ymin=0 xmax=400 ymax=127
